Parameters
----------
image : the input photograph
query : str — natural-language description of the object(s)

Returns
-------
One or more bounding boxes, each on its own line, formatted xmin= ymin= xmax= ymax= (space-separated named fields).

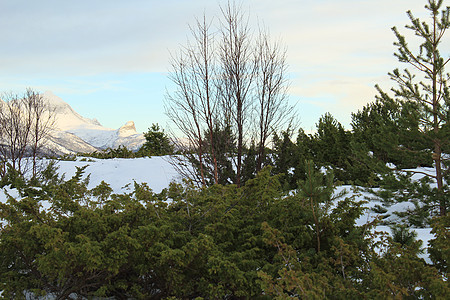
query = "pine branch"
xmin=397 ymin=168 xmax=437 ymax=179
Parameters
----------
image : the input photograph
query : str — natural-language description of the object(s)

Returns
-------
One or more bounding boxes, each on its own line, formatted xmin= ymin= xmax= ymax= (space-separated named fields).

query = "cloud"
xmin=0 ymin=0 xmax=426 ymax=75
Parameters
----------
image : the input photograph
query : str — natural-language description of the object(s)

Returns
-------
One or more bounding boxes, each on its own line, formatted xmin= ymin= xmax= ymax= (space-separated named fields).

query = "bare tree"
xmin=165 ymin=14 xmax=219 ymax=187
xmin=254 ymin=28 xmax=293 ymax=172
xmin=218 ymin=1 xmax=257 ymax=187
xmin=191 ymin=15 xmax=220 ymax=185
xmin=0 ymin=92 xmax=32 ymax=176
xmin=0 ymin=97 xmax=5 ymax=177
xmin=0 ymin=99 xmax=7 ymax=178
xmin=26 ymin=89 xmax=56 ymax=176
xmin=0 ymin=89 xmax=55 ymax=178
xmin=165 ymin=1 xmax=294 ymax=187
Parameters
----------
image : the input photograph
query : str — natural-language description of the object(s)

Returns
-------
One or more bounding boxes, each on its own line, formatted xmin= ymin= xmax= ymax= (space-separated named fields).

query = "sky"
xmin=0 ymin=0 xmax=430 ymax=133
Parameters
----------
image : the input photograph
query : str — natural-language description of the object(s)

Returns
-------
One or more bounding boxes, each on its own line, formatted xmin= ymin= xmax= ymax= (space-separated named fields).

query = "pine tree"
xmin=272 ymin=128 xmax=297 ymax=189
xmin=428 ymin=214 xmax=449 ymax=276
xmin=310 ymin=113 xmax=360 ymax=183
xmin=351 ymin=98 xmax=432 ymax=169
xmin=377 ymin=0 xmax=450 ymax=215
xmin=139 ymin=123 xmax=174 ymax=156
xmin=241 ymin=141 xmax=257 ymax=184
xmin=313 ymin=113 xmax=350 ymax=167
xmin=296 ymin=160 xmax=338 ymax=253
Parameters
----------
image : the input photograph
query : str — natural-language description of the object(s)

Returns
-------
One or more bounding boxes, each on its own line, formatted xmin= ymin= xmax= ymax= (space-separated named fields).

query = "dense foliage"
xmin=0 ymin=164 xmax=448 ymax=299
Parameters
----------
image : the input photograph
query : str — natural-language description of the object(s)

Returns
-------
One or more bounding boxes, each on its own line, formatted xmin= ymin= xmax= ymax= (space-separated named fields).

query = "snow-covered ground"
xmin=0 ymin=157 xmax=434 ymax=259
xmin=333 ymin=185 xmax=433 ymax=262
xmin=53 ymin=156 xmax=179 ymax=194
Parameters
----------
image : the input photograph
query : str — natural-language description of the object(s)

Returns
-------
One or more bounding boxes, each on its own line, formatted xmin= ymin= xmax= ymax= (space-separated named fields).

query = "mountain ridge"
xmin=42 ymin=91 xmax=145 ymax=154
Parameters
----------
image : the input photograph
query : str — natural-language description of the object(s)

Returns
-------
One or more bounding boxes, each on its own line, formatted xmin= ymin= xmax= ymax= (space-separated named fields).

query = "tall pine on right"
xmin=376 ymin=0 xmax=450 ymax=216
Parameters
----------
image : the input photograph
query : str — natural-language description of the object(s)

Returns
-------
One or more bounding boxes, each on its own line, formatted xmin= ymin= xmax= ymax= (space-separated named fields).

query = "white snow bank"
xmin=55 ymin=156 xmax=180 ymax=194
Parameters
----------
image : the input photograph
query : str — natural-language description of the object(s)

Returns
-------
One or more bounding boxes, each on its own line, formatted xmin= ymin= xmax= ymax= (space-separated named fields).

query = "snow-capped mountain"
xmin=43 ymin=91 xmax=145 ymax=154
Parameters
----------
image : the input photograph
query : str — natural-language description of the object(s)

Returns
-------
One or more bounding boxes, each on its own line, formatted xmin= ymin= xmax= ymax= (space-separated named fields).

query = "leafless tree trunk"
xmin=166 ymin=12 xmax=229 ymax=187
xmin=192 ymin=16 xmax=220 ymax=185
xmin=0 ymin=99 xmax=6 ymax=178
xmin=165 ymin=57 xmax=207 ymax=186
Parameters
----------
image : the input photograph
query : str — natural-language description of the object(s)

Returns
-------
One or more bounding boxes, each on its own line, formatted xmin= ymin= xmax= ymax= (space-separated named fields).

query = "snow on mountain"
xmin=67 ymin=120 xmax=145 ymax=150
xmin=42 ymin=91 xmax=145 ymax=153
xmin=48 ymin=131 xmax=98 ymax=154
xmin=43 ymin=91 xmax=102 ymax=130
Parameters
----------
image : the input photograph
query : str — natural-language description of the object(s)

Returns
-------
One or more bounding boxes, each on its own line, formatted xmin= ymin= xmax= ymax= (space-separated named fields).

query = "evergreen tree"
xmin=350 ymin=98 xmax=431 ymax=187
xmin=310 ymin=113 xmax=366 ymax=184
xmin=352 ymin=98 xmax=432 ymax=169
xmin=313 ymin=113 xmax=351 ymax=168
xmin=272 ymin=128 xmax=298 ymax=189
xmin=241 ymin=141 xmax=258 ymax=184
xmin=0 ymin=159 xmax=448 ymax=298
xmin=377 ymin=0 xmax=450 ymax=216
xmin=272 ymin=127 xmax=316 ymax=190
xmin=296 ymin=160 xmax=340 ymax=253
xmin=258 ymin=161 xmax=373 ymax=299
xmin=364 ymin=231 xmax=449 ymax=299
xmin=428 ymin=214 xmax=449 ymax=277
xmin=138 ymin=123 xmax=174 ymax=156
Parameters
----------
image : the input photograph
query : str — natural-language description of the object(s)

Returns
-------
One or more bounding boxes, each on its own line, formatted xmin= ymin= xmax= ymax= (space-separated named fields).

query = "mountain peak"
xmin=41 ymin=91 xmax=100 ymax=131
xmin=119 ymin=121 xmax=138 ymax=137
xmin=42 ymin=91 xmax=65 ymax=105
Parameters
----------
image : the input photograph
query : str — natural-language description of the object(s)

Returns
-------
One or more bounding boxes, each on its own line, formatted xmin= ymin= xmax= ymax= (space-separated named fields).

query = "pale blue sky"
xmin=0 ymin=0 xmax=428 ymax=133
